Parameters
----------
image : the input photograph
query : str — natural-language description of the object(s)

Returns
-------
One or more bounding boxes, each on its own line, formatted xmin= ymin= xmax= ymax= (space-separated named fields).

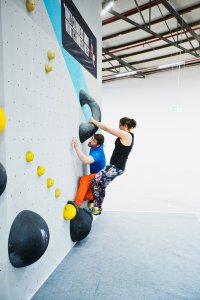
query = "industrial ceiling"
xmin=102 ymin=0 xmax=200 ymax=82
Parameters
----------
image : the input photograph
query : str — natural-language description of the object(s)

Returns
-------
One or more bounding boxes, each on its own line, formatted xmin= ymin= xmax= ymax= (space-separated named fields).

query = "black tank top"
xmin=110 ymin=133 xmax=134 ymax=171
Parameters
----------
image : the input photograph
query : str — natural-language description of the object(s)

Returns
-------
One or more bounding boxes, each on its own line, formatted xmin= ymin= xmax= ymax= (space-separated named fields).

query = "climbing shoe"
xmin=90 ymin=207 xmax=102 ymax=216
xmin=87 ymin=200 xmax=94 ymax=209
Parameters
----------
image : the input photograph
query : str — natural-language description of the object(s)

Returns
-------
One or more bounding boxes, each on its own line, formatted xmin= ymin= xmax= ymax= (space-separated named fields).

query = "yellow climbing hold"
xmin=55 ymin=189 xmax=61 ymax=198
xmin=63 ymin=203 xmax=77 ymax=220
xmin=47 ymin=51 xmax=55 ymax=60
xmin=37 ymin=166 xmax=45 ymax=176
xmin=0 ymin=107 xmax=6 ymax=133
xmin=26 ymin=151 xmax=34 ymax=162
xmin=45 ymin=63 xmax=53 ymax=73
xmin=26 ymin=0 xmax=36 ymax=12
xmin=47 ymin=178 xmax=54 ymax=188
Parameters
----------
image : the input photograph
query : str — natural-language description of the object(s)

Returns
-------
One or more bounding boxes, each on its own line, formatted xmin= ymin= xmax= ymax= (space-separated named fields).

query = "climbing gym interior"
xmin=1 ymin=0 xmax=200 ymax=299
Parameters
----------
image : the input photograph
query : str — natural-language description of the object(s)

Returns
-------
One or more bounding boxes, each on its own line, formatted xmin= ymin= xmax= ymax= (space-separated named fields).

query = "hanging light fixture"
xmin=102 ymin=0 xmax=115 ymax=16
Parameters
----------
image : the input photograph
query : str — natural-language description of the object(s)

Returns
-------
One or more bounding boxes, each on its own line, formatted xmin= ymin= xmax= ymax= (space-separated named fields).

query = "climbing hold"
xmin=70 ymin=208 xmax=93 ymax=242
xmin=63 ymin=201 xmax=78 ymax=220
xmin=47 ymin=178 xmax=54 ymax=188
xmin=79 ymin=90 xmax=101 ymax=143
xmin=45 ymin=63 xmax=53 ymax=73
xmin=47 ymin=50 xmax=55 ymax=60
xmin=0 ymin=107 xmax=6 ymax=133
xmin=0 ymin=162 xmax=7 ymax=196
xmin=8 ymin=210 xmax=50 ymax=268
xmin=26 ymin=0 xmax=36 ymax=12
xmin=55 ymin=189 xmax=61 ymax=198
xmin=25 ymin=151 xmax=34 ymax=162
xmin=37 ymin=166 xmax=45 ymax=176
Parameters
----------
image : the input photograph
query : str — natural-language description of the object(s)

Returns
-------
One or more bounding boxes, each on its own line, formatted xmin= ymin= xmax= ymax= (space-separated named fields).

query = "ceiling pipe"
xmin=106 ymin=26 xmax=200 ymax=55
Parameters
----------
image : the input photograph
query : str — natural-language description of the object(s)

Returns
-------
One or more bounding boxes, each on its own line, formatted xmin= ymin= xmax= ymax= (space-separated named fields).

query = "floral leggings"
xmin=90 ymin=164 xmax=124 ymax=208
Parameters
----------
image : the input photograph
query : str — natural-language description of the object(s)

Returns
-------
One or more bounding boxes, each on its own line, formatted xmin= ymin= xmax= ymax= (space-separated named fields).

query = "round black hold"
xmin=70 ymin=208 xmax=93 ymax=242
xmin=0 ymin=162 xmax=7 ymax=196
xmin=8 ymin=210 xmax=50 ymax=268
xmin=79 ymin=89 xmax=101 ymax=143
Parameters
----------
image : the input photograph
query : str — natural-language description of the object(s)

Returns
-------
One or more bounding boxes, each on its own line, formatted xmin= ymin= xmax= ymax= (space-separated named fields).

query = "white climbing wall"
xmin=0 ymin=2 xmax=8 ymax=297
xmin=0 ymin=0 xmax=101 ymax=299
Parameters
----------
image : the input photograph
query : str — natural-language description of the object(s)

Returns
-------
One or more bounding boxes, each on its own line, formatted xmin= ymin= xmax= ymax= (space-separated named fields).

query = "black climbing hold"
xmin=8 ymin=210 xmax=50 ymax=268
xmin=79 ymin=89 xmax=101 ymax=143
xmin=0 ymin=162 xmax=7 ymax=196
xmin=70 ymin=208 xmax=93 ymax=242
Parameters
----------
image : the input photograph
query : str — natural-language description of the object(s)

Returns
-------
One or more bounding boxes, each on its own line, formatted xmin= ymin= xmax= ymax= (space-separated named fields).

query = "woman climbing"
xmin=89 ymin=116 xmax=137 ymax=215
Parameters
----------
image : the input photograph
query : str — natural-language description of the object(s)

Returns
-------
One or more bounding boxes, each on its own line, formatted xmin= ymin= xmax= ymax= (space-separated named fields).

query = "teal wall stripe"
xmin=43 ymin=0 xmax=91 ymax=120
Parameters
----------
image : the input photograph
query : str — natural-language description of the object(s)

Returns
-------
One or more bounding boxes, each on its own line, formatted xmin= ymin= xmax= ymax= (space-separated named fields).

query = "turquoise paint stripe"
xmin=43 ymin=0 xmax=91 ymax=120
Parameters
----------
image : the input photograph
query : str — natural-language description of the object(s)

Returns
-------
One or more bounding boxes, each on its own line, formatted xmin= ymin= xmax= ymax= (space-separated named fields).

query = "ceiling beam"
xmin=103 ymin=60 xmax=200 ymax=82
xmin=109 ymin=9 xmax=199 ymax=58
xmin=160 ymin=0 xmax=200 ymax=43
xmin=134 ymin=0 xmax=147 ymax=26
xmin=102 ymin=37 xmax=195 ymax=63
xmin=103 ymin=47 xmax=145 ymax=78
xmin=103 ymin=3 xmax=200 ymax=41
xmin=102 ymin=0 xmax=160 ymax=26
xmin=103 ymin=46 xmax=200 ymax=72
xmin=103 ymin=20 xmax=200 ymax=52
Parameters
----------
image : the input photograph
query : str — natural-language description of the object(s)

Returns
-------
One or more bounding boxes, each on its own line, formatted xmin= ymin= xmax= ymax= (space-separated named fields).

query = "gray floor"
xmin=32 ymin=212 xmax=200 ymax=300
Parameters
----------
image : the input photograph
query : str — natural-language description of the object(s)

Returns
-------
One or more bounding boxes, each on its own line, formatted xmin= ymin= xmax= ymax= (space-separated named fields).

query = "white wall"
xmin=0 ymin=0 xmax=101 ymax=299
xmin=102 ymin=66 xmax=200 ymax=213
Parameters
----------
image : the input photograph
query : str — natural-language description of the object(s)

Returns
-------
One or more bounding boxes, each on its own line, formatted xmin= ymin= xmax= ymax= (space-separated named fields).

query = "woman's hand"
xmin=90 ymin=116 xmax=95 ymax=123
xmin=89 ymin=117 xmax=104 ymax=130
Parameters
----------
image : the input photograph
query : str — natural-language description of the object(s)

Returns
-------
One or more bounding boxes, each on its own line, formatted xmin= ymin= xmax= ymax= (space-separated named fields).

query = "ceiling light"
xmin=115 ymin=71 xmax=138 ymax=78
xmin=158 ymin=61 xmax=185 ymax=69
xmin=102 ymin=0 xmax=114 ymax=16
xmin=103 ymin=58 xmax=200 ymax=81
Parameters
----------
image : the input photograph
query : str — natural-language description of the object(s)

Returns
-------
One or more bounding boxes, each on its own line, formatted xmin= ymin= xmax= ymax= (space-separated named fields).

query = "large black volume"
xmin=79 ymin=90 xmax=101 ymax=143
xmin=8 ymin=210 xmax=50 ymax=268
xmin=70 ymin=208 xmax=93 ymax=242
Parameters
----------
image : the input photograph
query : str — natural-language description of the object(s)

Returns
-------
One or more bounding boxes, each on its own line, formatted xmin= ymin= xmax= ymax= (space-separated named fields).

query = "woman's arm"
xmin=90 ymin=117 xmax=129 ymax=140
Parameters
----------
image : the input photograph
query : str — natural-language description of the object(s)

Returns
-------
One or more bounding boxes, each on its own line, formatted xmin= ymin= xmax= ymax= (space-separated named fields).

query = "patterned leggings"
xmin=90 ymin=164 xmax=124 ymax=208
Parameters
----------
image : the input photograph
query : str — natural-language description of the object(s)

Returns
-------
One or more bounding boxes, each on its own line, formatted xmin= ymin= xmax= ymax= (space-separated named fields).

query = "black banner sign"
xmin=61 ymin=0 xmax=97 ymax=78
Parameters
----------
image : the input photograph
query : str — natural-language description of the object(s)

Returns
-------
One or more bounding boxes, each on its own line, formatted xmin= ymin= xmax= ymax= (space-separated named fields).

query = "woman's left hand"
xmin=90 ymin=116 xmax=95 ymax=123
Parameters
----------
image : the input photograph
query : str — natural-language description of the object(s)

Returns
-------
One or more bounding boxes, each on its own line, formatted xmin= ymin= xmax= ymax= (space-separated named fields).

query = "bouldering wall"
xmin=0 ymin=0 xmax=101 ymax=299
